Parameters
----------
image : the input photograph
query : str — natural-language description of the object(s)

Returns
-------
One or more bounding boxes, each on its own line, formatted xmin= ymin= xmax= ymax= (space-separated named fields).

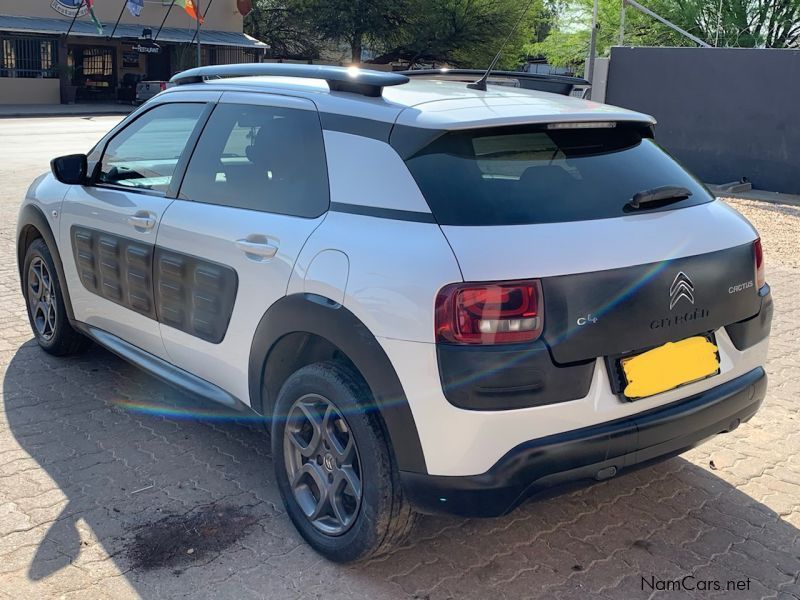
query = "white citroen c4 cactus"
xmin=17 ymin=64 xmax=772 ymax=561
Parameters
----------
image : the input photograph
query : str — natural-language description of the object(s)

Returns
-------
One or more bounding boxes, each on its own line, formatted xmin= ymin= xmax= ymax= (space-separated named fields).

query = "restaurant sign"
xmin=132 ymin=42 xmax=162 ymax=55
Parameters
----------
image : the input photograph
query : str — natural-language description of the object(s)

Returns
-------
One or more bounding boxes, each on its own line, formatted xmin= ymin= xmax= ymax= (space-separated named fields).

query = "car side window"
xmin=178 ymin=103 xmax=330 ymax=218
xmin=96 ymin=103 xmax=205 ymax=194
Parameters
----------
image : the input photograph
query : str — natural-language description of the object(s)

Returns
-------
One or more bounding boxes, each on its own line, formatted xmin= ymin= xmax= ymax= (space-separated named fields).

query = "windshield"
xmin=404 ymin=125 xmax=714 ymax=226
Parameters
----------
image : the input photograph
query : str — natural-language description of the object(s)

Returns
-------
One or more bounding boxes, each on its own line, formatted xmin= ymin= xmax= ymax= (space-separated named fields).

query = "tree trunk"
xmin=351 ymin=33 xmax=363 ymax=64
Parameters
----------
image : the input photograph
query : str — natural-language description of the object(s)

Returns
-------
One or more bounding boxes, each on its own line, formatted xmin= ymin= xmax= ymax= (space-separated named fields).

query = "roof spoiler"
xmin=169 ymin=64 xmax=410 ymax=98
xmin=400 ymin=69 xmax=590 ymax=97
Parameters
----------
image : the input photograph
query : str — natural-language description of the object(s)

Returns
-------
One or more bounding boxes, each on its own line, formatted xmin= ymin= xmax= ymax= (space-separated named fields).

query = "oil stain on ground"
xmin=126 ymin=504 xmax=259 ymax=571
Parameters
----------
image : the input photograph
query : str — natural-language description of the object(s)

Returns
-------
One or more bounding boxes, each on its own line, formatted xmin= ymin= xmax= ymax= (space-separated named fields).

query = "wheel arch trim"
xmin=248 ymin=293 xmax=428 ymax=474
xmin=17 ymin=203 xmax=75 ymax=322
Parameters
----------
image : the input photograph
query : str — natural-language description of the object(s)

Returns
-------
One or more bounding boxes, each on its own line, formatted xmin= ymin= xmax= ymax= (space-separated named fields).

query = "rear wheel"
xmin=22 ymin=238 xmax=89 ymax=356
xmin=272 ymin=361 xmax=416 ymax=562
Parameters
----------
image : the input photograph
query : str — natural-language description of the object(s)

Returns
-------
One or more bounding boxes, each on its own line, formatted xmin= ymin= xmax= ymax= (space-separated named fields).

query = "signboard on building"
xmin=131 ymin=42 xmax=162 ymax=55
xmin=50 ymin=0 xmax=89 ymax=18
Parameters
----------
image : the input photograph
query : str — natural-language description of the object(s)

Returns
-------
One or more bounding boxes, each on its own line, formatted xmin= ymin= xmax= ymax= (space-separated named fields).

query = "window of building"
xmin=179 ymin=103 xmax=330 ymax=218
xmin=0 ymin=36 xmax=57 ymax=78
xmin=81 ymin=47 xmax=114 ymax=77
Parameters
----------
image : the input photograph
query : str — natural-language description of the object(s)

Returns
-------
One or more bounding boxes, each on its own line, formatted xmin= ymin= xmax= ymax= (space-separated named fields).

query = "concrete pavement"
xmin=0 ymin=104 xmax=133 ymax=119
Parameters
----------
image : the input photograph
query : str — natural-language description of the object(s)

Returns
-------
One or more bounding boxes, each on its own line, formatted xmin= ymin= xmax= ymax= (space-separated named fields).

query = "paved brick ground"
xmin=0 ymin=117 xmax=798 ymax=599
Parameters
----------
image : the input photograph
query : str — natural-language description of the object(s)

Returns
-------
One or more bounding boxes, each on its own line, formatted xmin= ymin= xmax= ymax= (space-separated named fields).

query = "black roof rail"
xmin=400 ymin=69 xmax=589 ymax=96
xmin=169 ymin=64 xmax=410 ymax=98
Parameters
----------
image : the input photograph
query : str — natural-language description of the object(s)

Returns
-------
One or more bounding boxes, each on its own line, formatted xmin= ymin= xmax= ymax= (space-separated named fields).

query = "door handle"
xmin=127 ymin=215 xmax=156 ymax=230
xmin=236 ymin=239 xmax=278 ymax=259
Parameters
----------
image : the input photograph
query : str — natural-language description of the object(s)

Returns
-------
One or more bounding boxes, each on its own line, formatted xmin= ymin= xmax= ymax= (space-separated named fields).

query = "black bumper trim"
xmin=401 ymin=367 xmax=766 ymax=517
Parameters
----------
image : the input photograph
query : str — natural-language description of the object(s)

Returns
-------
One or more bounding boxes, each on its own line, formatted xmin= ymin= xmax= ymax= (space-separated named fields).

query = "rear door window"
xmin=178 ymin=103 xmax=329 ymax=218
xmin=404 ymin=125 xmax=714 ymax=226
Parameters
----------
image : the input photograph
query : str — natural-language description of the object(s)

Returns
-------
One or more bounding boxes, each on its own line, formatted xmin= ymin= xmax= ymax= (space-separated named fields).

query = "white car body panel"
xmin=302 ymin=249 xmax=349 ymax=306
xmin=156 ymin=199 xmax=324 ymax=406
xmin=167 ymin=79 xmax=654 ymax=132
xmin=26 ymin=173 xmax=69 ymax=233
xmin=392 ymin=89 xmax=655 ymax=130
xmin=442 ymin=200 xmax=759 ymax=281
xmin=59 ymin=185 xmax=172 ymax=359
xmin=288 ymin=211 xmax=462 ymax=343
xmin=323 ymin=131 xmax=432 ymax=213
xmin=381 ymin=329 xmax=768 ymax=476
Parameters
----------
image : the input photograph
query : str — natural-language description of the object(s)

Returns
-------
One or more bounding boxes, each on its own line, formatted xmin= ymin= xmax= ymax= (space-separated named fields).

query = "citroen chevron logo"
xmin=669 ymin=272 xmax=695 ymax=310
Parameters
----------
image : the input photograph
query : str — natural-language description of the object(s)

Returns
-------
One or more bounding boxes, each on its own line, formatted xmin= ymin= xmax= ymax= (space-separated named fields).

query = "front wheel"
xmin=271 ymin=361 xmax=416 ymax=562
xmin=22 ymin=238 xmax=89 ymax=356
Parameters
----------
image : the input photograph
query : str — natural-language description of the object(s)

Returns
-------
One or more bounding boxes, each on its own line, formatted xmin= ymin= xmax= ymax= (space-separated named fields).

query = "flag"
xmin=175 ymin=0 xmax=204 ymax=24
xmin=126 ymin=0 xmax=144 ymax=17
xmin=85 ymin=0 xmax=104 ymax=34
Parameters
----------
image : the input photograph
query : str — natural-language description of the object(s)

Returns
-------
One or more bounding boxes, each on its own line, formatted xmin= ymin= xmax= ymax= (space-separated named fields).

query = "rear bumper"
xmin=401 ymin=367 xmax=766 ymax=517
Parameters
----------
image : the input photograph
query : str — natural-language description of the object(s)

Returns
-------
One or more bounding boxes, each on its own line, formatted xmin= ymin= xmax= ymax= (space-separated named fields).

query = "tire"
xmin=22 ymin=238 xmax=90 ymax=356
xmin=272 ymin=361 xmax=416 ymax=562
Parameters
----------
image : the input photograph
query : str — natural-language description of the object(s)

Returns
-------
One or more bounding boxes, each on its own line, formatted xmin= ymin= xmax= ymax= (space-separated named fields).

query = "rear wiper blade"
xmin=626 ymin=186 xmax=692 ymax=211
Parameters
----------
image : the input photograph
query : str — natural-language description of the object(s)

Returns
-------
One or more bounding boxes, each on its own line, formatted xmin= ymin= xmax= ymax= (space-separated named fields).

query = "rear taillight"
xmin=435 ymin=280 xmax=543 ymax=345
xmin=160 ymin=82 xmax=167 ymax=91
xmin=754 ymin=237 xmax=765 ymax=289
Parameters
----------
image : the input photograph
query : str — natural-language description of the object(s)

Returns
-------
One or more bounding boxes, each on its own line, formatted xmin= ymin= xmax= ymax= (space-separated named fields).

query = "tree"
xmin=244 ymin=0 xmax=321 ymax=59
xmin=656 ymin=0 xmax=800 ymax=48
xmin=529 ymin=0 xmax=800 ymax=74
xmin=369 ymin=0 xmax=552 ymax=69
xmin=295 ymin=0 xmax=410 ymax=63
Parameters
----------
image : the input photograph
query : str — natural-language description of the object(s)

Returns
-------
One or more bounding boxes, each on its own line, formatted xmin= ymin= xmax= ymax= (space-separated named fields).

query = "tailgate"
xmin=539 ymin=242 xmax=760 ymax=363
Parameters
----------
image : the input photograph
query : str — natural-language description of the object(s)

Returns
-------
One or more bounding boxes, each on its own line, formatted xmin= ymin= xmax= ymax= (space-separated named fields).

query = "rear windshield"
xmin=404 ymin=125 xmax=713 ymax=226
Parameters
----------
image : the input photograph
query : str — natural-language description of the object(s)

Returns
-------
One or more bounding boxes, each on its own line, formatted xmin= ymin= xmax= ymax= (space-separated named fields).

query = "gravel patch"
xmin=722 ymin=197 xmax=800 ymax=270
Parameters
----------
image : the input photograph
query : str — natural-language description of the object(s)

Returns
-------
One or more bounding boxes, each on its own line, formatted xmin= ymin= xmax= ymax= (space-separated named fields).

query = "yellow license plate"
xmin=621 ymin=336 xmax=719 ymax=400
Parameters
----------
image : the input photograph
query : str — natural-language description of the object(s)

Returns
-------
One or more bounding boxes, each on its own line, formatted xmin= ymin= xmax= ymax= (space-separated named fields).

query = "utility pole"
xmin=196 ymin=0 xmax=202 ymax=67
xmin=586 ymin=0 xmax=599 ymax=83
xmin=715 ymin=0 xmax=723 ymax=46
xmin=619 ymin=0 xmax=626 ymax=45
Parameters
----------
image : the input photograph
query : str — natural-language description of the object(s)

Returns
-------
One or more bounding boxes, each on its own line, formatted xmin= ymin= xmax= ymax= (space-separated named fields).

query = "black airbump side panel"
xmin=71 ymin=226 xmax=156 ymax=319
xmin=154 ymin=248 xmax=238 ymax=344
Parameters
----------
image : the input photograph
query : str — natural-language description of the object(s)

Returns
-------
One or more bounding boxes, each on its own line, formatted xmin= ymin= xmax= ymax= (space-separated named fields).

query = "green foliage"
xmin=244 ymin=0 xmax=322 ymax=59
xmin=244 ymin=0 xmax=554 ymax=69
xmin=370 ymin=0 xmax=552 ymax=69
xmin=294 ymin=0 xmax=410 ymax=62
xmin=653 ymin=0 xmax=800 ymax=48
xmin=530 ymin=0 xmax=800 ymax=73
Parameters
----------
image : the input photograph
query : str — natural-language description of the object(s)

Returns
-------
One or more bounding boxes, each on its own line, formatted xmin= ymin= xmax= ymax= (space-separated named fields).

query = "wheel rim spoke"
xmin=27 ymin=258 xmax=56 ymax=342
xmin=337 ymin=465 xmax=362 ymax=500
xmin=323 ymin=405 xmax=355 ymax=464
xmin=284 ymin=392 xmax=363 ymax=536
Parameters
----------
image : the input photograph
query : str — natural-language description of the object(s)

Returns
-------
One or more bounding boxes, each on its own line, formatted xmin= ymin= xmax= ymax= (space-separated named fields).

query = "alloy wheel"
xmin=27 ymin=257 xmax=57 ymax=342
xmin=283 ymin=393 xmax=363 ymax=536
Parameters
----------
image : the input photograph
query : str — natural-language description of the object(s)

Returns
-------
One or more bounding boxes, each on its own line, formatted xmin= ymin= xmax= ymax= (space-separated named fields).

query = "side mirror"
xmin=51 ymin=154 xmax=88 ymax=185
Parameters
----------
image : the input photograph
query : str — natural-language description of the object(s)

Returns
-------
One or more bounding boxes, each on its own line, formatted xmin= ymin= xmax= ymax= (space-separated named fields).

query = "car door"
xmin=59 ymin=95 xmax=215 ymax=358
xmin=155 ymin=91 xmax=330 ymax=404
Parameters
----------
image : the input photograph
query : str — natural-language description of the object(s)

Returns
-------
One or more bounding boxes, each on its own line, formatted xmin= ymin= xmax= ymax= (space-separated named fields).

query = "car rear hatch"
xmin=402 ymin=122 xmax=764 ymax=365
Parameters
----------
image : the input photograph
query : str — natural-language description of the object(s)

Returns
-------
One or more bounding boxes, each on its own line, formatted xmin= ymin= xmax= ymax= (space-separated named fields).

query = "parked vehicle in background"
xmin=135 ymin=79 xmax=171 ymax=104
xmin=17 ymin=64 xmax=772 ymax=563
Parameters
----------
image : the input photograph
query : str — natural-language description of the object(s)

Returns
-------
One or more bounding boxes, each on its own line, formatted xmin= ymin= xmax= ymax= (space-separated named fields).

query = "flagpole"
xmin=195 ymin=0 xmax=202 ymax=67
xmin=109 ymin=0 xmax=128 ymax=39
xmin=189 ymin=0 xmax=214 ymax=45
xmin=65 ymin=0 xmax=87 ymax=38
xmin=154 ymin=0 xmax=177 ymax=43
